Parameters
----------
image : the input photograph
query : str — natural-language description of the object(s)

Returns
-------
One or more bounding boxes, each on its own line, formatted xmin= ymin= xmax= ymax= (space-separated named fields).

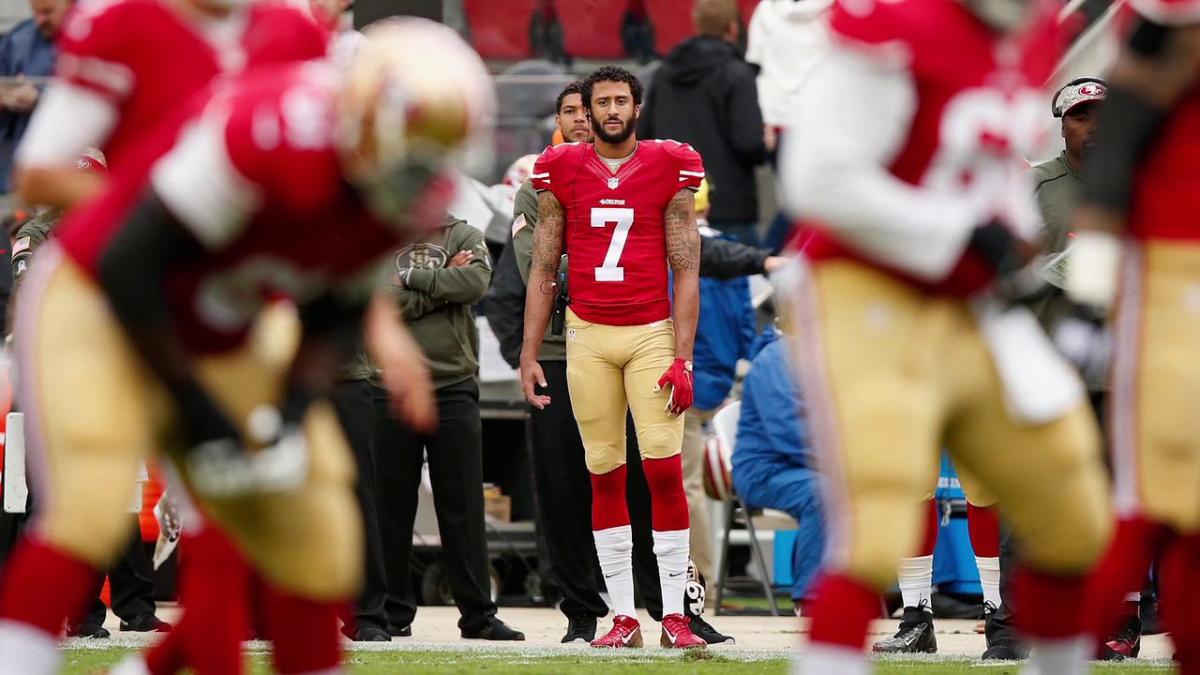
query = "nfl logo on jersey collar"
xmin=608 ymin=176 xmax=619 ymax=190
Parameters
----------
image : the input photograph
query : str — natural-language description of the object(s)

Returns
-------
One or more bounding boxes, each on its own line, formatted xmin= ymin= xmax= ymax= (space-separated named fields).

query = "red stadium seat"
xmin=645 ymin=0 xmax=758 ymax=56
xmin=464 ymin=0 xmax=538 ymax=59
xmin=554 ymin=0 xmax=626 ymax=58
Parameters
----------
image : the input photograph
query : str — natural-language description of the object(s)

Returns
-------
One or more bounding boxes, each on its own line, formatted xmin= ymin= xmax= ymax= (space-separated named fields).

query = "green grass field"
xmin=58 ymin=647 xmax=1177 ymax=674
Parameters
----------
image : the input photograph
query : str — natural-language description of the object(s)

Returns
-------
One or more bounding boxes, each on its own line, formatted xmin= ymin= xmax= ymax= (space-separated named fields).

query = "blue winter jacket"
xmin=732 ymin=327 xmax=813 ymax=482
xmin=692 ymin=228 xmax=757 ymax=410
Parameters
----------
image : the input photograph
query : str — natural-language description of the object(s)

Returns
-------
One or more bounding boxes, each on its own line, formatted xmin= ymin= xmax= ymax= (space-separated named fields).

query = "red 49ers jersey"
xmin=531 ymin=140 xmax=704 ymax=325
xmin=797 ymin=0 xmax=1061 ymax=295
xmin=59 ymin=63 xmax=451 ymax=354
xmin=1125 ymin=0 xmax=1200 ymax=241
xmin=53 ymin=0 xmax=326 ymax=169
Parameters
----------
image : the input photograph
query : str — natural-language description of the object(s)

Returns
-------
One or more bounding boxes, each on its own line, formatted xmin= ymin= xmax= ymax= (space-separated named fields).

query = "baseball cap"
xmin=1053 ymin=78 xmax=1108 ymax=117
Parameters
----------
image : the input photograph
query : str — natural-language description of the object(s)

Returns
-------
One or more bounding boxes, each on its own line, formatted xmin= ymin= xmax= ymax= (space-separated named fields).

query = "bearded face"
xmin=587 ymin=80 xmax=640 ymax=145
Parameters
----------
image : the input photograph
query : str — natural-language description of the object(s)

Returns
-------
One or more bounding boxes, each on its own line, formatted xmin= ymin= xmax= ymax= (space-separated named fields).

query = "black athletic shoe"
xmin=1101 ymin=616 xmax=1142 ymax=661
xmin=67 ymin=623 xmax=110 ymax=639
xmin=982 ymin=641 xmax=1028 ymax=660
xmin=119 ymin=614 xmax=172 ymax=633
xmin=388 ymin=624 xmax=412 ymax=638
xmin=871 ymin=606 xmax=937 ymax=654
xmin=353 ymin=624 xmax=392 ymax=642
xmin=462 ymin=618 xmax=525 ymax=641
xmin=561 ymin=616 xmax=597 ymax=644
xmin=689 ymin=615 xmax=734 ymax=645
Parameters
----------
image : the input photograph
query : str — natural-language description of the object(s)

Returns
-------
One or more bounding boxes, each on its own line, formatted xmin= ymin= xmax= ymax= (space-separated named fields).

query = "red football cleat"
xmin=591 ymin=615 xmax=643 ymax=648
xmin=660 ymin=613 xmax=707 ymax=649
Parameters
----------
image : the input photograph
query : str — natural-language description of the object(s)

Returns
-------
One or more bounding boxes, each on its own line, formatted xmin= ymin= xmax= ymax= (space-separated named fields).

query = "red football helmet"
xmin=703 ymin=433 xmax=734 ymax=502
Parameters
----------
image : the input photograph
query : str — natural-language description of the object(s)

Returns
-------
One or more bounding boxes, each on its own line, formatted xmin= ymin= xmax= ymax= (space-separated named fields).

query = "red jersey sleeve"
xmin=829 ymin=0 xmax=906 ymax=47
xmin=56 ymin=0 xmax=138 ymax=103
xmin=221 ymin=71 xmax=342 ymax=217
xmin=250 ymin=3 xmax=331 ymax=61
xmin=531 ymin=143 xmax=578 ymax=193
xmin=661 ymin=140 xmax=705 ymax=191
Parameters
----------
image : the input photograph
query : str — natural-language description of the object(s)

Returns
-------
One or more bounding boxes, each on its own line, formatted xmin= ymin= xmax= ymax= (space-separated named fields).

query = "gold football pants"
xmin=15 ymin=247 xmax=362 ymax=600
xmin=1111 ymin=241 xmax=1200 ymax=533
xmin=564 ymin=308 xmax=684 ymax=475
xmin=790 ymin=259 xmax=1110 ymax=589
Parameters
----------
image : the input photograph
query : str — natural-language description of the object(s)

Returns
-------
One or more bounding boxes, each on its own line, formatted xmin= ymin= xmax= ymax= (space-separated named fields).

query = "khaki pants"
xmin=789 ymin=259 xmax=1110 ymax=589
xmin=1112 ymin=241 xmax=1200 ymax=532
xmin=564 ymin=309 xmax=684 ymax=474
xmin=16 ymin=248 xmax=362 ymax=601
xmin=682 ymin=408 xmax=715 ymax=590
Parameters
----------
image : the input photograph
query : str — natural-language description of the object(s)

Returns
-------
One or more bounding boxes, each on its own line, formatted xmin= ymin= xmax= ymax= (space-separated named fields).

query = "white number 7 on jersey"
xmin=591 ymin=207 xmax=634 ymax=282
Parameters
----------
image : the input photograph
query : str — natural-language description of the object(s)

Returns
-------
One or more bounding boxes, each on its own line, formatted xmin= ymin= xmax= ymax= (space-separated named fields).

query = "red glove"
xmin=655 ymin=358 xmax=694 ymax=417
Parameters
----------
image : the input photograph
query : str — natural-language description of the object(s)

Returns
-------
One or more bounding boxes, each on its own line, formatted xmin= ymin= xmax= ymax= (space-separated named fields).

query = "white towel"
xmin=973 ymin=301 xmax=1085 ymax=424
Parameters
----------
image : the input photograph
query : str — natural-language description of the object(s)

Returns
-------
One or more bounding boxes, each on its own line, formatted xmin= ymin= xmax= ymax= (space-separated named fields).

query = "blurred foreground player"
xmin=13 ymin=4 xmax=327 ymax=669
xmin=780 ymin=0 xmax=1112 ymax=672
xmin=520 ymin=66 xmax=706 ymax=649
xmin=0 ymin=18 xmax=493 ymax=675
xmin=1066 ymin=2 xmax=1200 ymax=671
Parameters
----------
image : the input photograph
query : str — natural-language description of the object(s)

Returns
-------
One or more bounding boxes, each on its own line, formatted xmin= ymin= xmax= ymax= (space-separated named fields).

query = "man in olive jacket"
xmin=346 ymin=216 xmax=525 ymax=641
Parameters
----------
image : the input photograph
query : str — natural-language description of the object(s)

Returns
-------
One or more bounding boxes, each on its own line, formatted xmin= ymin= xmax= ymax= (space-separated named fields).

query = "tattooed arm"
xmin=665 ymin=188 xmax=700 ymax=360
xmin=518 ymin=190 xmax=566 ymax=408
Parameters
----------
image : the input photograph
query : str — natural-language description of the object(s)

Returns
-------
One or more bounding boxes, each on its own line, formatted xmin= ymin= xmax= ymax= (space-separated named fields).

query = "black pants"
xmin=527 ymin=361 xmax=666 ymax=621
xmin=332 ymin=379 xmax=391 ymax=632
xmin=374 ymin=378 xmax=496 ymax=632
xmin=78 ymin=518 xmax=158 ymax=627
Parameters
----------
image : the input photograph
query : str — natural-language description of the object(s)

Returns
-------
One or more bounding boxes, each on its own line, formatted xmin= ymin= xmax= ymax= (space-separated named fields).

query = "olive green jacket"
xmin=345 ymin=218 xmax=492 ymax=388
xmin=1031 ymin=152 xmax=1083 ymax=327
xmin=1032 ymin=152 xmax=1081 ymax=258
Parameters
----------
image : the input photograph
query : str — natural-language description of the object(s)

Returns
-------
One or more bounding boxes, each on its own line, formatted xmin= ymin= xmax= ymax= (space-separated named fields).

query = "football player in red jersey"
xmin=1066 ymin=1 xmax=1200 ymax=670
xmin=12 ymin=0 xmax=328 ymax=211
xmin=779 ymin=0 xmax=1113 ymax=672
xmin=520 ymin=66 xmax=707 ymax=649
xmin=8 ymin=3 xmax=327 ymax=673
xmin=0 ymin=18 xmax=491 ymax=675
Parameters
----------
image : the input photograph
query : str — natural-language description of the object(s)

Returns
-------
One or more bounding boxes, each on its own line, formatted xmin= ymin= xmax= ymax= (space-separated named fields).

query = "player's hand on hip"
xmin=655 ymin=358 xmax=694 ymax=417
xmin=520 ymin=359 xmax=551 ymax=409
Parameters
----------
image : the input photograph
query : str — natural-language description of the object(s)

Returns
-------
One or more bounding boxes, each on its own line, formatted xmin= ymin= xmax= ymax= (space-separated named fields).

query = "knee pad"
xmin=633 ymin=420 xmax=682 ymax=462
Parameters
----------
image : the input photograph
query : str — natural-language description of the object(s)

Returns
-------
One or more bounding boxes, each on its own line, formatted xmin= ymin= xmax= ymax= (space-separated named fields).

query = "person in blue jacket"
xmin=732 ymin=325 xmax=825 ymax=613
xmin=679 ymin=179 xmax=762 ymax=592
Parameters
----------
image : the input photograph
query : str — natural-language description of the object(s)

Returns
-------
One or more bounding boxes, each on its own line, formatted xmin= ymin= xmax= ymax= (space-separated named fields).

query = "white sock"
xmin=0 ymin=620 xmax=61 ymax=675
xmin=796 ymin=642 xmax=870 ymax=675
xmin=594 ymin=526 xmax=637 ymax=619
xmin=1023 ymin=636 xmax=1091 ymax=675
xmin=975 ymin=556 xmax=1001 ymax=608
xmin=653 ymin=529 xmax=690 ymax=618
xmin=897 ymin=555 xmax=933 ymax=611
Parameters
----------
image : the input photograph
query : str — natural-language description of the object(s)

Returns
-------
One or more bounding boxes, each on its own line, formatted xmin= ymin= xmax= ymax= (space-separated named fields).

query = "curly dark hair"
xmin=555 ymin=81 xmax=584 ymax=115
xmin=581 ymin=66 xmax=644 ymax=110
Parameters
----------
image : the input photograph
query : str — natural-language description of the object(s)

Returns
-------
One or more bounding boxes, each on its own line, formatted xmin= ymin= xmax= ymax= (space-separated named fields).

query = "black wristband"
xmin=280 ymin=381 xmax=315 ymax=428
xmin=1081 ymin=87 xmax=1168 ymax=213
xmin=168 ymin=378 xmax=240 ymax=446
xmin=968 ymin=220 xmax=1021 ymax=277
